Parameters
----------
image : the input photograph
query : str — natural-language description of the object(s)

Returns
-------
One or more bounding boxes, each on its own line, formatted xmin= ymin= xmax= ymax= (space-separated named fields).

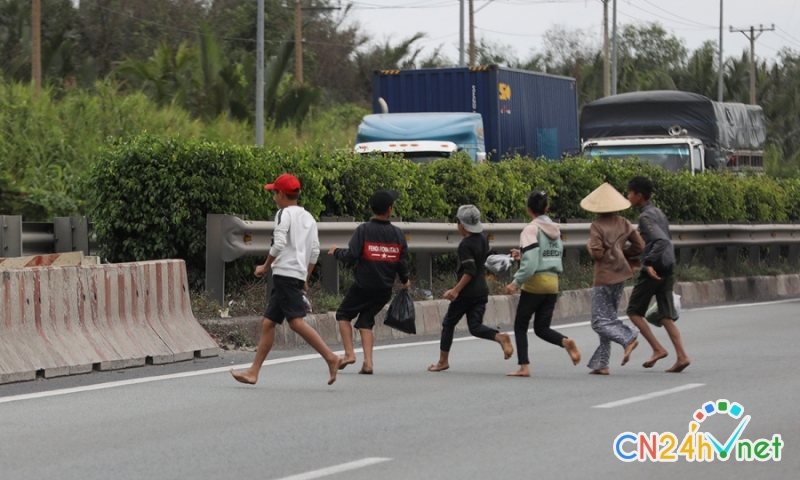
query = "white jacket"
xmin=269 ymin=206 xmax=320 ymax=281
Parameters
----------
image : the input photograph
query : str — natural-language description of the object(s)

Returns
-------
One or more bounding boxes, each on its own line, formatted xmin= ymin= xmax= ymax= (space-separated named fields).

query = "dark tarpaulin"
xmin=580 ymin=90 xmax=765 ymax=151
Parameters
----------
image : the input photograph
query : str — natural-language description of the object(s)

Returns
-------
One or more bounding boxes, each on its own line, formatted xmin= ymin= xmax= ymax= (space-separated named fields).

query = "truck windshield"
xmin=584 ymin=144 xmax=691 ymax=171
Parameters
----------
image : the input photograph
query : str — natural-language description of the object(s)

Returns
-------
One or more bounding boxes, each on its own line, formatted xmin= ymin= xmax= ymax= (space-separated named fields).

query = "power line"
xmin=623 ymin=2 xmax=717 ymax=30
xmin=476 ymin=26 xmax=544 ymax=37
xmin=641 ymin=0 xmax=716 ymax=29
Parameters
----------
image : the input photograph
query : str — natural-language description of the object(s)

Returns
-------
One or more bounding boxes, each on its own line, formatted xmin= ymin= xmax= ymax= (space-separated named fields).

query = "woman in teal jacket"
xmin=504 ymin=191 xmax=581 ymax=377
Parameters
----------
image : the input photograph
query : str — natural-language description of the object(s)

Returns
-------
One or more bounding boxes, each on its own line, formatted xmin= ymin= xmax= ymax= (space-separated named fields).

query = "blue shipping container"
xmin=372 ymin=65 xmax=579 ymax=160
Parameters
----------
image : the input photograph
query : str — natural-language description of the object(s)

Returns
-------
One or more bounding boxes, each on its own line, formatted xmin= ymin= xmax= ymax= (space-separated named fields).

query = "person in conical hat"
xmin=582 ymin=183 xmax=644 ymax=375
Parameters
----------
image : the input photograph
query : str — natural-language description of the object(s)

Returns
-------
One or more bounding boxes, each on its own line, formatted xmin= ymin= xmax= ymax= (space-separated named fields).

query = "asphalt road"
xmin=1 ymin=298 xmax=798 ymax=480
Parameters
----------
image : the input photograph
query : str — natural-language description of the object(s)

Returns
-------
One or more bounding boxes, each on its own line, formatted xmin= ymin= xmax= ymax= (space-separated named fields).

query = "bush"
xmin=90 ymin=136 xmax=268 ymax=287
xmin=88 ymin=137 xmax=800 ymax=290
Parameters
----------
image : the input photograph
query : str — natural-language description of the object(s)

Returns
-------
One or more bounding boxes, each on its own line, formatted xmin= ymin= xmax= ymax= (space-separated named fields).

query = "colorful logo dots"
xmin=692 ymin=400 xmax=744 ymax=422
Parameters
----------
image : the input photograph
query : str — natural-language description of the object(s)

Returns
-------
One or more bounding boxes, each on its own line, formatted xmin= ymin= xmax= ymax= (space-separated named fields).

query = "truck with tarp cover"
xmin=580 ymin=90 xmax=766 ymax=173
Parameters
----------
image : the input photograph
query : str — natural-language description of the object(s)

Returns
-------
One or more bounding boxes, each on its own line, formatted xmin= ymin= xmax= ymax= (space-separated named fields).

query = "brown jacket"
xmin=588 ymin=214 xmax=645 ymax=286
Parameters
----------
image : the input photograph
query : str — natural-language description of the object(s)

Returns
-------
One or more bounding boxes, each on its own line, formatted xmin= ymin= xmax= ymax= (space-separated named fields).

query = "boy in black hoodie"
xmin=329 ymin=189 xmax=410 ymax=374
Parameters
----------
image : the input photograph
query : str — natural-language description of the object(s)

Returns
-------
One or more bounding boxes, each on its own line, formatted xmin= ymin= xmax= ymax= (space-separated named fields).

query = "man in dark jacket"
xmin=625 ymin=176 xmax=690 ymax=373
xmin=328 ymin=189 xmax=410 ymax=374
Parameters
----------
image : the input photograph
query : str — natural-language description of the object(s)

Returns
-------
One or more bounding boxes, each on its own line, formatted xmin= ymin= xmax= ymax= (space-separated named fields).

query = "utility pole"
xmin=717 ymin=0 xmax=724 ymax=101
xmin=31 ymin=0 xmax=42 ymax=98
xmin=611 ymin=0 xmax=617 ymax=95
xmin=468 ymin=0 xmax=475 ymax=67
xmin=730 ymin=24 xmax=774 ymax=105
xmin=256 ymin=0 xmax=264 ymax=146
xmin=295 ymin=1 xmax=303 ymax=86
xmin=459 ymin=0 xmax=465 ymax=67
xmin=603 ymin=0 xmax=610 ymax=97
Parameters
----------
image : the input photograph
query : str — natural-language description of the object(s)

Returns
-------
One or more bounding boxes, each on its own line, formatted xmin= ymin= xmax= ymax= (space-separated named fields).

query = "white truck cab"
xmin=582 ymin=135 xmax=705 ymax=174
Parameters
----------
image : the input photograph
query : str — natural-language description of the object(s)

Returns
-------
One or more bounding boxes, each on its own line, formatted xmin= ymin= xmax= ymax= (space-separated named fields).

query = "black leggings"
xmin=440 ymin=295 xmax=498 ymax=352
xmin=514 ymin=291 xmax=566 ymax=365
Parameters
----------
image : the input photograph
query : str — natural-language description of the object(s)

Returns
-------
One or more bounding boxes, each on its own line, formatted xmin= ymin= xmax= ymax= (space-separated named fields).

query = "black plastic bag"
xmin=384 ymin=289 xmax=416 ymax=334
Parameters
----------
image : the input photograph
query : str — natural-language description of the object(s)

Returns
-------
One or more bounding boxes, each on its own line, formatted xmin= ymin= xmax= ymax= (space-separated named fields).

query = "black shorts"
xmin=626 ymin=269 xmax=678 ymax=320
xmin=335 ymin=284 xmax=393 ymax=330
xmin=264 ymin=275 xmax=307 ymax=324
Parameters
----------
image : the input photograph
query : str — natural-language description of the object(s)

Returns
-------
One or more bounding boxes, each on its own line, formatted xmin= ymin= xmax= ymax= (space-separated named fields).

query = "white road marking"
xmin=592 ymin=383 xmax=705 ymax=408
xmin=0 ymin=298 xmax=796 ymax=405
xmin=273 ymin=457 xmax=391 ymax=480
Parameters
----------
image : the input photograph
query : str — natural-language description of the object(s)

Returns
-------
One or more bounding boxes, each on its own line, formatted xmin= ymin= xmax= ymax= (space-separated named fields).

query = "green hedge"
xmin=89 ymin=135 xmax=800 ymax=287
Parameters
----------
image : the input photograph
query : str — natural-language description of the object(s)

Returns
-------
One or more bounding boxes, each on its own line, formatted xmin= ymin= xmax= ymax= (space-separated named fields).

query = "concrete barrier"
xmin=0 ymin=260 xmax=220 ymax=385
xmin=201 ymin=274 xmax=800 ymax=350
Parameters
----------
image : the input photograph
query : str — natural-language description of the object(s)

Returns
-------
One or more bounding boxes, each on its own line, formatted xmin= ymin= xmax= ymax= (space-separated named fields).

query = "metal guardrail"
xmin=0 ymin=216 xmax=98 ymax=258
xmin=205 ymin=214 xmax=800 ymax=304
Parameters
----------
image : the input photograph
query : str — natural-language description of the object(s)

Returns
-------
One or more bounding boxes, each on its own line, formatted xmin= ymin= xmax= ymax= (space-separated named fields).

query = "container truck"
xmin=370 ymin=65 xmax=579 ymax=160
xmin=580 ymin=90 xmax=766 ymax=173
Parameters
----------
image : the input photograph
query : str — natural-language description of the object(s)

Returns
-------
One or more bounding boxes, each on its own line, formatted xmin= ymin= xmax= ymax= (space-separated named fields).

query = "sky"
xmin=343 ymin=0 xmax=800 ymax=64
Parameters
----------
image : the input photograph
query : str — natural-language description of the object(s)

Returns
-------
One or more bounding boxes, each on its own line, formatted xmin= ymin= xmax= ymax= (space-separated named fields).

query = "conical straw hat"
xmin=580 ymin=183 xmax=631 ymax=213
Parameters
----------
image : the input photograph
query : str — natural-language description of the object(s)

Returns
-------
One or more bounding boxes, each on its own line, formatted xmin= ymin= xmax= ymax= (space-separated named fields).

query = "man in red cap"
xmin=230 ymin=173 xmax=342 ymax=386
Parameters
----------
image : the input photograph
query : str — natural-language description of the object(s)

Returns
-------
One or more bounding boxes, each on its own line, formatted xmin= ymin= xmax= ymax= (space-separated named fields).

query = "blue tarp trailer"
xmin=372 ymin=65 xmax=579 ymax=161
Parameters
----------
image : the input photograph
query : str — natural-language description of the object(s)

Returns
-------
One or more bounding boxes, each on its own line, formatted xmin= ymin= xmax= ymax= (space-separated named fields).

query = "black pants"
xmin=514 ymin=291 xmax=566 ymax=365
xmin=440 ymin=295 xmax=498 ymax=352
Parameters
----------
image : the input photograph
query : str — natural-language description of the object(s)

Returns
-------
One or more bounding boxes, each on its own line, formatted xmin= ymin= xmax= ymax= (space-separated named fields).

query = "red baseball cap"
xmin=265 ymin=173 xmax=301 ymax=194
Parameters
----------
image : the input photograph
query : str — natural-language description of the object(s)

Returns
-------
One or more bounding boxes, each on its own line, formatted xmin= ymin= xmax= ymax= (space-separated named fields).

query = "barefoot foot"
xmin=622 ymin=340 xmax=638 ymax=366
xmin=564 ymin=338 xmax=581 ymax=365
xmin=230 ymin=368 xmax=257 ymax=385
xmin=666 ymin=358 xmax=690 ymax=373
xmin=427 ymin=362 xmax=449 ymax=372
xmin=359 ymin=363 xmax=373 ymax=375
xmin=642 ymin=349 xmax=668 ymax=368
xmin=506 ymin=366 xmax=530 ymax=377
xmin=589 ymin=368 xmax=610 ymax=375
xmin=338 ymin=356 xmax=356 ymax=370
xmin=498 ymin=333 xmax=514 ymax=360
xmin=327 ymin=357 xmax=342 ymax=385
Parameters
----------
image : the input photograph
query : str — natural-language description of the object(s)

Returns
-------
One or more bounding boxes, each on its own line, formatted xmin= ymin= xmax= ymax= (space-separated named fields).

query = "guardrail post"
xmin=416 ymin=253 xmax=433 ymax=290
xmin=205 ymin=214 xmax=227 ymax=305
xmin=564 ymin=219 xmax=586 ymax=268
xmin=319 ymin=255 xmax=339 ymax=295
xmin=54 ymin=217 xmax=90 ymax=254
xmin=0 ymin=215 xmax=22 ymax=258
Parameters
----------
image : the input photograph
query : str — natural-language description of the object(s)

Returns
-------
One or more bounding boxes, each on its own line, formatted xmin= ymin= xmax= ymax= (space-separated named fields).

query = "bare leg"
xmin=428 ymin=351 xmax=450 ymax=372
xmin=506 ymin=364 xmax=530 ymax=377
xmin=337 ymin=320 xmax=357 ymax=370
xmin=662 ymin=319 xmax=690 ymax=372
xmin=359 ymin=328 xmax=374 ymax=374
xmin=230 ymin=317 xmax=276 ymax=385
xmin=562 ymin=338 xmax=581 ymax=365
xmin=495 ymin=332 xmax=514 ymax=360
xmin=628 ymin=314 xmax=668 ymax=368
xmin=289 ymin=318 xmax=342 ymax=385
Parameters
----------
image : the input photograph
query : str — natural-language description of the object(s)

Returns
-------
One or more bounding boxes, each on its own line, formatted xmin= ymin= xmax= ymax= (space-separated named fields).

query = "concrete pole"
xmin=603 ymin=0 xmax=610 ymax=97
xmin=469 ymin=0 xmax=475 ymax=67
xmin=717 ymin=0 xmax=724 ymax=101
xmin=749 ymin=26 xmax=756 ymax=105
xmin=295 ymin=1 xmax=303 ymax=86
xmin=255 ymin=0 xmax=264 ymax=146
xmin=459 ymin=0 xmax=465 ymax=67
xmin=31 ymin=0 xmax=42 ymax=99
xmin=611 ymin=0 xmax=617 ymax=95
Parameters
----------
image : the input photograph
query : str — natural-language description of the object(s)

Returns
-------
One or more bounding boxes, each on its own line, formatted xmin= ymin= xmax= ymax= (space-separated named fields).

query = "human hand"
xmin=510 ymin=248 xmax=520 ymax=261
xmin=443 ymin=289 xmax=459 ymax=301
xmin=255 ymin=264 xmax=268 ymax=278
xmin=644 ymin=265 xmax=661 ymax=280
xmin=303 ymin=282 xmax=310 ymax=293
xmin=504 ymin=283 xmax=518 ymax=295
xmin=328 ymin=245 xmax=337 ymax=255
xmin=402 ymin=280 xmax=411 ymax=289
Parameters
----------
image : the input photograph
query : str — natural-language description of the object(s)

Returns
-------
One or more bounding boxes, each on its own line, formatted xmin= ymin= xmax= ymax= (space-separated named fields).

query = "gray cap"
xmin=456 ymin=205 xmax=483 ymax=233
